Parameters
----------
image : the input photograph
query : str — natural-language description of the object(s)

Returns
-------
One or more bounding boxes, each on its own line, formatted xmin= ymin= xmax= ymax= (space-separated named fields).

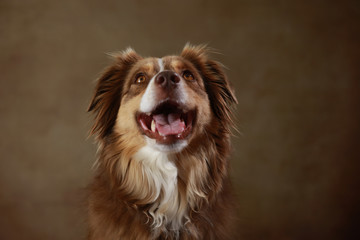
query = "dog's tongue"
xmin=153 ymin=113 xmax=185 ymax=136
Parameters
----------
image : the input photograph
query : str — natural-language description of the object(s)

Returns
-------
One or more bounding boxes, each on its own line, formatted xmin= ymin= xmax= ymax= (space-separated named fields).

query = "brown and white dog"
xmin=87 ymin=44 xmax=238 ymax=239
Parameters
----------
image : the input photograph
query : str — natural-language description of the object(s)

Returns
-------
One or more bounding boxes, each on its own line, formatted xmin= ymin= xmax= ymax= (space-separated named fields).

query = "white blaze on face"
xmin=139 ymin=58 xmax=190 ymax=153
xmin=139 ymin=58 xmax=188 ymax=113
xmin=158 ymin=58 xmax=165 ymax=72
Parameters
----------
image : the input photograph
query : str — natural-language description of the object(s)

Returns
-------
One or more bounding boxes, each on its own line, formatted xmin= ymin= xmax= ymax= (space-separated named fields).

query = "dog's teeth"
xmin=151 ymin=120 xmax=156 ymax=132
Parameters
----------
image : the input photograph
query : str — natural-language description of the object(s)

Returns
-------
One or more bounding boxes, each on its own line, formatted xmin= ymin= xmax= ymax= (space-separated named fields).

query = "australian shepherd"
xmin=87 ymin=44 xmax=238 ymax=239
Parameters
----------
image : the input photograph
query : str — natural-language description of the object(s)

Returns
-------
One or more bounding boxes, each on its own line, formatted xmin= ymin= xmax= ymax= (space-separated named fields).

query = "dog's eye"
xmin=183 ymin=70 xmax=195 ymax=81
xmin=135 ymin=74 xmax=146 ymax=84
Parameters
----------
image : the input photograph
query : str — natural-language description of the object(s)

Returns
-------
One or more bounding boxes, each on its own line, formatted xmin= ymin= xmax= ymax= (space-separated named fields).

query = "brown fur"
xmin=87 ymin=44 xmax=238 ymax=239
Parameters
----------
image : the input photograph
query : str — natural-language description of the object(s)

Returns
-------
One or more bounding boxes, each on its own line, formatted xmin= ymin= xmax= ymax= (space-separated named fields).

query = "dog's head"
xmin=88 ymin=44 xmax=237 ymax=153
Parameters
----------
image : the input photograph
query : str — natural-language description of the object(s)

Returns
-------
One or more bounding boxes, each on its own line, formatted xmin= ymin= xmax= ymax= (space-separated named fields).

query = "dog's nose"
xmin=155 ymin=71 xmax=180 ymax=88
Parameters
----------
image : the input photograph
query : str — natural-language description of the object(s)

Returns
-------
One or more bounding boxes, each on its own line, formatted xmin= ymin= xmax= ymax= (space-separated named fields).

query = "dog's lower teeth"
xmin=151 ymin=120 xmax=156 ymax=132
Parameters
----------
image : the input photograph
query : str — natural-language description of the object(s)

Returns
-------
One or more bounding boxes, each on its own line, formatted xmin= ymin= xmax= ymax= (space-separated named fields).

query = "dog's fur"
xmin=87 ymin=44 xmax=238 ymax=239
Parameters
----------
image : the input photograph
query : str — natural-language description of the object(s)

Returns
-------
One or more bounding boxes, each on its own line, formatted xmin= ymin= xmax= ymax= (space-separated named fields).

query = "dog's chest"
xmin=133 ymin=146 xmax=186 ymax=232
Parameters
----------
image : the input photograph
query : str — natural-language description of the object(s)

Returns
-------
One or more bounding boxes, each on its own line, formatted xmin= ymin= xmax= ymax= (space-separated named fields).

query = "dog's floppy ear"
xmin=181 ymin=44 xmax=237 ymax=129
xmin=88 ymin=48 xmax=142 ymax=139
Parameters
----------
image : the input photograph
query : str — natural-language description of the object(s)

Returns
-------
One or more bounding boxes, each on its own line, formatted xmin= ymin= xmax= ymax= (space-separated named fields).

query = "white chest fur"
xmin=133 ymin=146 xmax=186 ymax=232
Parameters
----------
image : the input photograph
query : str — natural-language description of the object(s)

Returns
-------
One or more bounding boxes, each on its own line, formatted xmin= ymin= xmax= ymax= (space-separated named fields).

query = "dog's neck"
xmin=132 ymin=146 xmax=186 ymax=233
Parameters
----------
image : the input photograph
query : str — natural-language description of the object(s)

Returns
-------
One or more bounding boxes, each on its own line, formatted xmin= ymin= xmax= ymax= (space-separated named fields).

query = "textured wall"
xmin=0 ymin=0 xmax=359 ymax=239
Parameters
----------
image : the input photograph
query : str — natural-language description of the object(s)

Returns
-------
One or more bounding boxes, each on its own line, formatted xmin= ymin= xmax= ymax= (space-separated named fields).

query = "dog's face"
xmin=89 ymin=45 xmax=236 ymax=153
xmin=117 ymin=56 xmax=211 ymax=152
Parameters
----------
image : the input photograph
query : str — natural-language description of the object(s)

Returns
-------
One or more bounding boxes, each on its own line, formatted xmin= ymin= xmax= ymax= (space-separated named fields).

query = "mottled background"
xmin=0 ymin=0 xmax=359 ymax=239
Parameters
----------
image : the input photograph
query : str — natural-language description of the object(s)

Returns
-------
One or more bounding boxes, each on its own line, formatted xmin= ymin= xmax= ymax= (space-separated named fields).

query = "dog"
xmin=87 ymin=44 xmax=238 ymax=239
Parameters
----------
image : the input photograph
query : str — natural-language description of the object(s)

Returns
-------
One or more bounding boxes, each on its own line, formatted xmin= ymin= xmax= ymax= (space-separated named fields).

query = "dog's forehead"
xmin=162 ymin=56 xmax=191 ymax=71
xmin=135 ymin=56 xmax=192 ymax=73
xmin=133 ymin=58 xmax=159 ymax=73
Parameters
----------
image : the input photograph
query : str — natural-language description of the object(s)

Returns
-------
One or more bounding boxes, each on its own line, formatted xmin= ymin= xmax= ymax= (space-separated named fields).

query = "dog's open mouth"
xmin=137 ymin=101 xmax=195 ymax=144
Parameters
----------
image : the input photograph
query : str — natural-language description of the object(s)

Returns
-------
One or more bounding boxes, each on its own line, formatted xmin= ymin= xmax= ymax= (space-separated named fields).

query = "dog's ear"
xmin=88 ymin=48 xmax=142 ymax=139
xmin=181 ymin=44 xmax=237 ymax=129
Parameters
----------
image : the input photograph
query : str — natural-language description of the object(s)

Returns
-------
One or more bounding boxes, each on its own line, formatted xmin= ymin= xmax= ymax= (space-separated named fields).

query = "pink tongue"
xmin=153 ymin=113 xmax=185 ymax=136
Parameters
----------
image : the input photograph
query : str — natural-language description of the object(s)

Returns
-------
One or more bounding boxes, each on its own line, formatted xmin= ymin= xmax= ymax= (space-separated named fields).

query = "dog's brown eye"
xmin=135 ymin=74 xmax=146 ymax=84
xmin=183 ymin=71 xmax=195 ymax=81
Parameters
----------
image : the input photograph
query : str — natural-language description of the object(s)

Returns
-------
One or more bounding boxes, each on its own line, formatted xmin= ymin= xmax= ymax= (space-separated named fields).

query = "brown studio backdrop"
xmin=0 ymin=0 xmax=359 ymax=239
